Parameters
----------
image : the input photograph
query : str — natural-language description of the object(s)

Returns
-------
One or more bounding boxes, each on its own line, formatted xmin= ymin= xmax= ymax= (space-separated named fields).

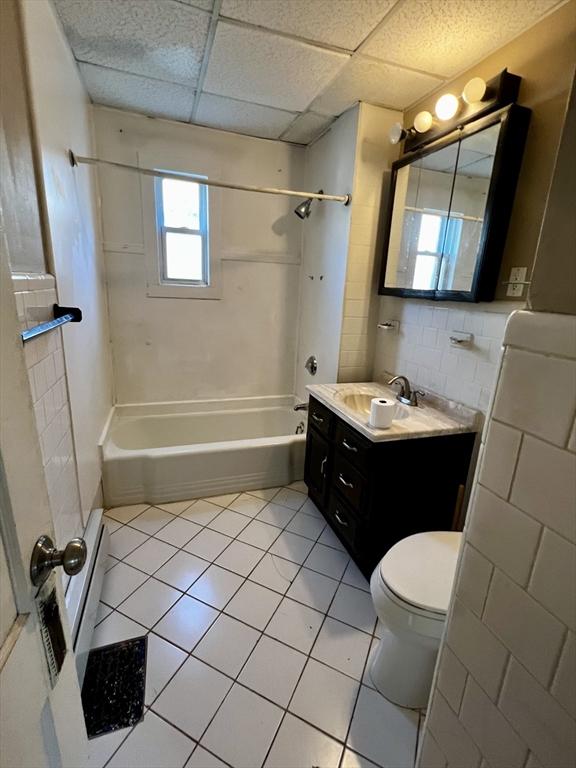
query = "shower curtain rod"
xmin=68 ymin=150 xmax=351 ymax=205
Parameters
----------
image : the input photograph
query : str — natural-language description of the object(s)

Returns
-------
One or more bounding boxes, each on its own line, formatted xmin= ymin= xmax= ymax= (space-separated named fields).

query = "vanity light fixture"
xmin=413 ymin=111 xmax=434 ymax=133
xmin=435 ymin=93 xmax=460 ymax=121
xmin=462 ymin=77 xmax=488 ymax=105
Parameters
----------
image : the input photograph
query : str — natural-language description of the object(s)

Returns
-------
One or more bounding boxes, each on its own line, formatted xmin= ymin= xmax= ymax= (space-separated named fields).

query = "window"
xmin=155 ymin=176 xmax=209 ymax=285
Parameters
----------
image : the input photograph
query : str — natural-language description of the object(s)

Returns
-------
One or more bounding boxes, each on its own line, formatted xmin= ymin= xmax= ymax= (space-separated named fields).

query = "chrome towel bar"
xmin=21 ymin=304 xmax=82 ymax=343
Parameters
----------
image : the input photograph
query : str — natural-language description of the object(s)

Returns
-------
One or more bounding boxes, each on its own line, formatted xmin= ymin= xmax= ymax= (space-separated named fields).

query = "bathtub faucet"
xmin=294 ymin=403 xmax=308 ymax=412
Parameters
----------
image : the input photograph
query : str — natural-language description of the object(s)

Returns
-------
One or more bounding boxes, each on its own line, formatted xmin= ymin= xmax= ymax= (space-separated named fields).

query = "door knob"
xmin=30 ymin=535 xmax=87 ymax=587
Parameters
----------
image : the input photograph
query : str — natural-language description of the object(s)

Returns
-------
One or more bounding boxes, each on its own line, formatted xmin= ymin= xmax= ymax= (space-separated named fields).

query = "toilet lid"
xmin=379 ymin=532 xmax=462 ymax=613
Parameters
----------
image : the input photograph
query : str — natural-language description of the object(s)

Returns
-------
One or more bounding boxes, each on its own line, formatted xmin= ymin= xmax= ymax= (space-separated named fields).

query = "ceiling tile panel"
xmin=79 ymin=63 xmax=196 ymax=122
xmin=178 ymin=0 xmax=214 ymax=9
xmin=203 ymin=21 xmax=350 ymax=112
xmin=311 ymin=56 xmax=443 ymax=116
xmin=362 ymin=0 xmax=562 ymax=77
xmin=195 ymin=93 xmax=297 ymax=139
xmin=281 ymin=112 xmax=336 ymax=144
xmin=220 ymin=0 xmax=398 ymax=50
xmin=53 ymin=0 xmax=210 ymax=86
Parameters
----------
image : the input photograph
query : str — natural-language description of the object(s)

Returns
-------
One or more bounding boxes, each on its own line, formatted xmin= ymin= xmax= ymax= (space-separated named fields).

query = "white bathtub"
xmin=100 ymin=396 xmax=307 ymax=507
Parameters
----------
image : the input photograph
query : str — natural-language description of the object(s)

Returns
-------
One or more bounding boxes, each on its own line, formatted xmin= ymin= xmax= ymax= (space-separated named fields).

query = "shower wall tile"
xmin=418 ymin=311 xmax=576 ymax=768
xmin=14 ymin=277 xmax=83 ymax=556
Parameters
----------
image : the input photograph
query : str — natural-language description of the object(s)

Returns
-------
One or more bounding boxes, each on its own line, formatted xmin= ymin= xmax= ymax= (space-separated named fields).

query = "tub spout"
xmin=294 ymin=403 xmax=308 ymax=412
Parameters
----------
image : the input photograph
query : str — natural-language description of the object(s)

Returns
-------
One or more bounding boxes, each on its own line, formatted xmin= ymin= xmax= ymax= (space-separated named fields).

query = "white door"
xmin=0 ymin=1 xmax=88 ymax=764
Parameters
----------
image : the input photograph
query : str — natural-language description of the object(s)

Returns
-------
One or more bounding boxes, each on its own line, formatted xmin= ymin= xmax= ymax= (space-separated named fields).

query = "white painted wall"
xmin=295 ymin=108 xmax=358 ymax=402
xmin=94 ymin=107 xmax=304 ymax=403
xmin=22 ymin=0 xmax=113 ymax=521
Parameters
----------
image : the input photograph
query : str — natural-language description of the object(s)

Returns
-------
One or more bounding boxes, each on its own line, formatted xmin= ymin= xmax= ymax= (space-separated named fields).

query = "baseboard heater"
xmin=65 ymin=508 xmax=109 ymax=685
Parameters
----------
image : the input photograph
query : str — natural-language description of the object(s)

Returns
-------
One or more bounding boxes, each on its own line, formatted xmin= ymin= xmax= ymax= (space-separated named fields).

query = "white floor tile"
xmin=107 ymin=710 xmax=193 ymax=768
xmin=290 ymin=658 xmax=360 ymax=741
xmin=329 ymin=583 xmax=377 ymax=633
xmin=247 ymin=487 xmax=281 ymax=501
xmin=342 ymin=559 xmax=370 ymax=592
xmin=129 ymin=506 xmax=176 ymax=536
xmin=153 ymin=656 xmax=232 ymax=740
xmin=156 ymin=499 xmax=196 ymax=516
xmin=286 ymin=567 xmax=339 ymax=613
xmin=362 ymin=638 xmax=378 ymax=691
xmin=300 ymin=498 xmax=323 ymax=519
xmin=248 ymin=553 xmax=300 ymax=594
xmin=185 ymin=746 xmax=228 ymax=768
xmin=208 ymin=508 xmax=251 ymax=537
xmin=265 ymin=713 xmax=343 ymax=768
xmin=87 ymin=726 xmax=131 ymax=768
xmin=265 ymin=597 xmax=324 ymax=653
xmin=237 ymin=519 xmax=282 ymax=550
xmin=347 ymin=686 xmax=419 ymax=768
xmin=312 ymin=617 xmax=371 ymax=681
xmin=187 ymin=564 xmax=244 ymax=609
xmin=318 ymin=525 xmax=347 ymax=551
xmin=286 ymin=480 xmax=308 ymax=494
xmin=238 ymin=635 xmax=306 ymax=707
xmin=154 ymin=517 xmax=202 ymax=548
xmin=106 ymin=503 xmax=149 ymax=524
xmin=305 ymin=542 xmax=349 ymax=579
xmin=224 ymin=580 xmax=282 ymax=630
xmin=145 ymin=633 xmax=187 ymax=706
xmin=154 ymin=550 xmax=209 ymax=591
xmin=105 ymin=555 xmax=119 ymax=572
xmin=109 ymin=527 xmax=148 ymax=560
xmin=201 ymin=684 xmax=283 ymax=768
xmin=91 ymin=612 xmax=146 ymax=649
xmin=119 ymin=578 xmax=181 ymax=628
xmin=215 ymin=540 xmax=264 ymax=576
xmin=100 ymin=562 xmax=148 ymax=607
xmin=181 ymin=500 xmax=222 ymax=526
xmin=124 ymin=538 xmax=179 ymax=575
xmin=184 ymin=528 xmax=233 ymax=561
xmin=103 ymin=516 xmax=123 ymax=534
xmin=154 ymin=595 xmax=218 ymax=651
xmin=286 ymin=511 xmax=326 ymax=541
xmin=341 ymin=748 xmax=381 ymax=768
xmin=228 ymin=493 xmax=268 ymax=517
xmin=256 ymin=502 xmax=297 ymax=528
xmin=203 ymin=492 xmax=240 ymax=508
xmin=273 ymin=488 xmax=307 ymax=511
xmin=269 ymin=531 xmax=314 ymax=564
xmin=95 ymin=601 xmax=113 ymax=625
xmin=193 ymin=613 xmax=259 ymax=677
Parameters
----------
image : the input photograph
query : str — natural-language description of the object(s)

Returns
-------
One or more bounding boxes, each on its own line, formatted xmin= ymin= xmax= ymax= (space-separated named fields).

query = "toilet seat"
xmin=379 ymin=531 xmax=461 ymax=614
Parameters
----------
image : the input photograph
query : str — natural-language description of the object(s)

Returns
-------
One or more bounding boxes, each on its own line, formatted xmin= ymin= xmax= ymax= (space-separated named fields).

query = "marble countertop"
xmin=306 ymin=382 xmax=480 ymax=443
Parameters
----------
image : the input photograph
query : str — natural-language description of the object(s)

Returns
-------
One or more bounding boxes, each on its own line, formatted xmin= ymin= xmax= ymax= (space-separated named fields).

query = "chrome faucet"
xmin=387 ymin=375 xmax=426 ymax=407
xmin=294 ymin=403 xmax=309 ymax=412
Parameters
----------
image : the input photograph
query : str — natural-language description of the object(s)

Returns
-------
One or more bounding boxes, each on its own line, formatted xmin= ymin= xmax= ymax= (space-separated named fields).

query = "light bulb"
xmin=414 ymin=111 xmax=433 ymax=133
xmin=388 ymin=122 xmax=406 ymax=145
xmin=435 ymin=93 xmax=459 ymax=121
xmin=462 ymin=77 xmax=487 ymax=105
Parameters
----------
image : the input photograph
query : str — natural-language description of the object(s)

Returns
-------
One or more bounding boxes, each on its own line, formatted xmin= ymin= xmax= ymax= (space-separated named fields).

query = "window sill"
xmin=146 ymin=282 xmax=222 ymax=300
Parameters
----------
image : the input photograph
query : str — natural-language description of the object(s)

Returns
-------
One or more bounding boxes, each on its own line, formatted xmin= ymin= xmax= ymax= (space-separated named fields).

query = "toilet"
xmin=369 ymin=531 xmax=462 ymax=709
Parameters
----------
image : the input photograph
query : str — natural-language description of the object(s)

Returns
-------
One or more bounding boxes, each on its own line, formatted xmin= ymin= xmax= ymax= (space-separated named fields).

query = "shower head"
xmin=294 ymin=190 xmax=324 ymax=219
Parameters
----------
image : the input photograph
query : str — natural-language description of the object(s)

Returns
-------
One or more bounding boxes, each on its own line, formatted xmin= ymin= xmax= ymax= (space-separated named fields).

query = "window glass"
xmin=162 ymin=178 xmax=200 ymax=230
xmin=164 ymin=232 xmax=203 ymax=281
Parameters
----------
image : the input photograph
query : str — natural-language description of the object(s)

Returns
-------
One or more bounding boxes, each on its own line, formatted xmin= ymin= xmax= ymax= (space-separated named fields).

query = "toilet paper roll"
xmin=369 ymin=397 xmax=396 ymax=429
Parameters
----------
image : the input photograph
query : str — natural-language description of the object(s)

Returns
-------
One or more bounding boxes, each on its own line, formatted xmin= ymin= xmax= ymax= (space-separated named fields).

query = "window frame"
xmin=155 ymin=176 xmax=209 ymax=287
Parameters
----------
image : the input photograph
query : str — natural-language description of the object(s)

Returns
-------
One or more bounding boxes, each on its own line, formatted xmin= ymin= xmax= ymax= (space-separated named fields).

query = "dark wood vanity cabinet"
xmin=304 ymin=396 xmax=476 ymax=579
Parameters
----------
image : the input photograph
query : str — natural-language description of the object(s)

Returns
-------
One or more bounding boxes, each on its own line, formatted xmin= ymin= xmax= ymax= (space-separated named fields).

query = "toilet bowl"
xmin=369 ymin=531 xmax=462 ymax=709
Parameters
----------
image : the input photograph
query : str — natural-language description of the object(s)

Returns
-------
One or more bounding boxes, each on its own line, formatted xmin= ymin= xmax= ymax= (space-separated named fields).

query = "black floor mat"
xmin=81 ymin=636 xmax=147 ymax=739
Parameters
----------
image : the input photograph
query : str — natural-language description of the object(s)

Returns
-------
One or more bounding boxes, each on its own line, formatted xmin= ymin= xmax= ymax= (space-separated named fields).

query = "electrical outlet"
xmin=506 ymin=266 xmax=527 ymax=297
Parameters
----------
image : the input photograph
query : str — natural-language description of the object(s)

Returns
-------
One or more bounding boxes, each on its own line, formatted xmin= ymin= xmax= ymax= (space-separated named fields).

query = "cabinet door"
xmin=304 ymin=428 xmax=330 ymax=510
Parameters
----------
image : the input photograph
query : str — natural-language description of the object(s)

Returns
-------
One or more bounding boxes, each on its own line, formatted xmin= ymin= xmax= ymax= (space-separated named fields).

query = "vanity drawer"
xmin=308 ymin=397 xmax=332 ymax=438
xmin=327 ymin=494 xmax=358 ymax=551
xmin=335 ymin=421 xmax=371 ymax=472
xmin=332 ymin=453 xmax=366 ymax=513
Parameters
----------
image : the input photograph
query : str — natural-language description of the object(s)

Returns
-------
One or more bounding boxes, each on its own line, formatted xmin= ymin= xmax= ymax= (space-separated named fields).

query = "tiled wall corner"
xmin=14 ymin=276 xmax=83 ymax=555
xmin=373 ymin=296 xmax=519 ymax=412
xmin=418 ymin=311 xmax=576 ymax=768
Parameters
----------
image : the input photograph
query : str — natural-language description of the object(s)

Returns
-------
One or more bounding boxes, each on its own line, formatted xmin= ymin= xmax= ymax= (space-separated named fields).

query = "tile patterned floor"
xmin=89 ymin=482 xmax=423 ymax=768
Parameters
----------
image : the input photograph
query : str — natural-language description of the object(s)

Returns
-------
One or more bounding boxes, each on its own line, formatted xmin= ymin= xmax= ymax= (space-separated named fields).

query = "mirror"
xmin=379 ymin=105 xmax=531 ymax=302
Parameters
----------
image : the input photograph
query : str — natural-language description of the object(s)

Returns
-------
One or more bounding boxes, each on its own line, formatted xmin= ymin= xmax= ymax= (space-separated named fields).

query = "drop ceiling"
xmin=53 ymin=0 xmax=564 ymax=145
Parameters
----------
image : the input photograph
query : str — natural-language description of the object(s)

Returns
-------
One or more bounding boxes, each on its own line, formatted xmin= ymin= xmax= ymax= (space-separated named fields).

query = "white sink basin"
xmin=337 ymin=392 xmax=410 ymax=421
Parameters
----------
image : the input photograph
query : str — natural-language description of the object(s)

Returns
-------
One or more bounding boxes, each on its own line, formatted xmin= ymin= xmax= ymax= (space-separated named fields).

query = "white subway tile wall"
xmin=14 ymin=277 xmax=83 ymax=553
xmin=418 ymin=311 xmax=576 ymax=768
xmin=373 ymin=296 xmax=521 ymax=412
